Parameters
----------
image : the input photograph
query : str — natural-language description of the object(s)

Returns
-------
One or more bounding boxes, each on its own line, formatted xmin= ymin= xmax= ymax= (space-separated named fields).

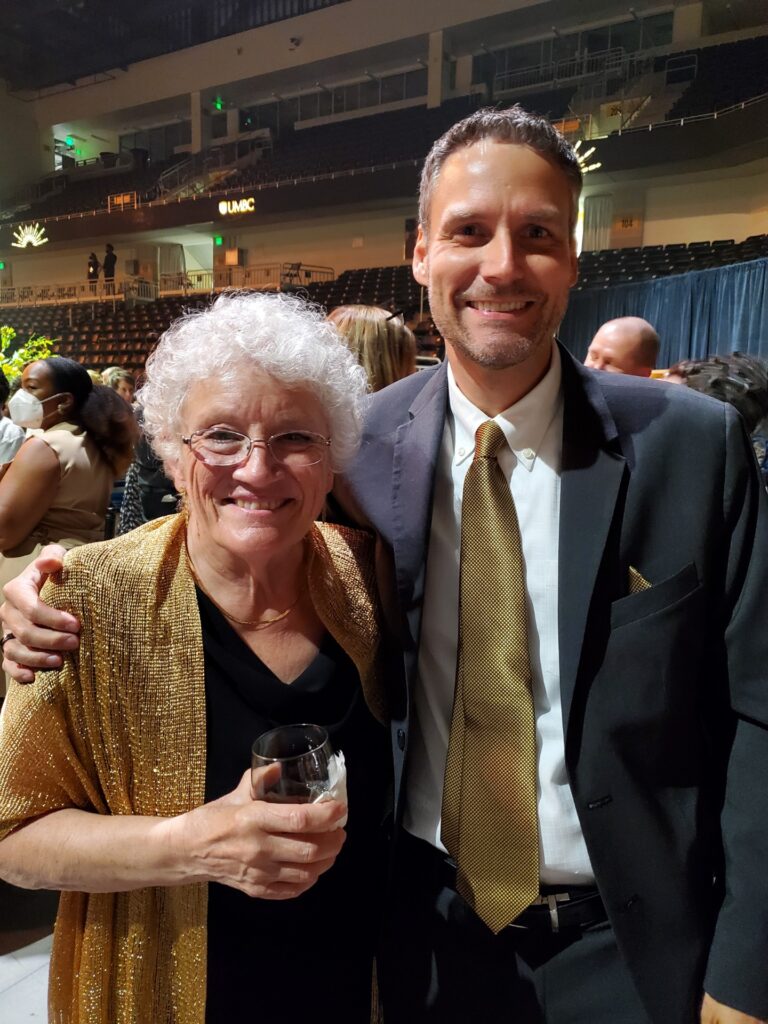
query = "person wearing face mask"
xmin=0 ymin=357 xmax=137 ymax=693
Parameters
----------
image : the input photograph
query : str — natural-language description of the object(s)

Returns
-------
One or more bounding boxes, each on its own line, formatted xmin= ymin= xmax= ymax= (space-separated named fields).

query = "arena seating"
xmin=5 ymin=90 xmax=571 ymax=223
xmin=659 ymin=36 xmax=768 ymax=119
xmin=1 ymin=234 xmax=765 ymax=369
xmin=217 ymin=88 xmax=576 ymax=194
xmin=2 ymin=162 xmax=174 ymax=222
xmin=221 ymin=96 xmax=485 ymax=192
xmin=10 ymin=30 xmax=767 ymax=226
xmin=0 ymin=296 xmax=210 ymax=373
xmin=301 ymin=265 xmax=422 ymax=311
xmin=306 ymin=236 xmax=768 ymax=305
xmin=576 ymin=234 xmax=768 ymax=289
xmin=5 ymin=33 xmax=768 ymax=225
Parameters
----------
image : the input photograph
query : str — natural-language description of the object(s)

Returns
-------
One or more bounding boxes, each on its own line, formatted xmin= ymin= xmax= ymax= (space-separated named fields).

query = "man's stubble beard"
xmin=431 ymin=293 xmax=569 ymax=371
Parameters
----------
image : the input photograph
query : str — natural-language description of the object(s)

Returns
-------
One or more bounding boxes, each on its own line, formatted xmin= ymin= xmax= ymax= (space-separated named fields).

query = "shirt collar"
xmin=447 ymin=343 xmax=563 ymax=471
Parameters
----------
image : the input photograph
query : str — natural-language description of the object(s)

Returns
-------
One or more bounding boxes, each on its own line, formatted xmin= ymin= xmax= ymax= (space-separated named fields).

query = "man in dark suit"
xmin=337 ymin=107 xmax=768 ymax=1024
xmin=2 ymin=107 xmax=767 ymax=1024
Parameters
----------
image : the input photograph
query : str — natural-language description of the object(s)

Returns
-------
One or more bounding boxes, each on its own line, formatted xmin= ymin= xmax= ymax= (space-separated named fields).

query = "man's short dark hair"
xmin=418 ymin=104 xmax=583 ymax=234
xmin=0 ymin=370 xmax=9 ymax=408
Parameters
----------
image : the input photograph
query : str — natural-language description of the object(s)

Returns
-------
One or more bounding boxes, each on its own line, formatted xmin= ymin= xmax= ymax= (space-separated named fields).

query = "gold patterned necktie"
xmin=441 ymin=419 xmax=539 ymax=934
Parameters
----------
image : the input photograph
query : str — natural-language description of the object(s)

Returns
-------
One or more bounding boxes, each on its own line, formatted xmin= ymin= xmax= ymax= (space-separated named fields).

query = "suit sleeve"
xmin=703 ymin=405 xmax=768 ymax=1017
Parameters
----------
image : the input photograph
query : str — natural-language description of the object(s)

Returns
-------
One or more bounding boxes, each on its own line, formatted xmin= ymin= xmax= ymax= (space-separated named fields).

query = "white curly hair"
xmin=139 ymin=291 xmax=369 ymax=473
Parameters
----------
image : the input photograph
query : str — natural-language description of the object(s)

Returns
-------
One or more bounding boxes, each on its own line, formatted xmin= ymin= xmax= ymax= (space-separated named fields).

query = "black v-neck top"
xmin=199 ymin=589 xmax=389 ymax=1023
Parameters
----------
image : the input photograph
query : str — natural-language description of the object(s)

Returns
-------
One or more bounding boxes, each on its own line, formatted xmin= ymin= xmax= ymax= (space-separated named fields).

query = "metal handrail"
xmin=0 ymin=277 xmax=160 ymax=308
xmin=495 ymin=46 xmax=628 ymax=92
xmin=280 ymin=262 xmax=334 ymax=285
xmin=614 ymin=89 xmax=768 ymax=134
xmin=0 ymin=279 xmax=127 ymax=307
xmin=0 ymin=263 xmax=337 ymax=309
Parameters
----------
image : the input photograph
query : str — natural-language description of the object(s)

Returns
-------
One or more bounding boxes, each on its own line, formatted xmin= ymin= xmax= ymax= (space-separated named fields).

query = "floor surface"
xmin=0 ymin=881 xmax=56 ymax=1021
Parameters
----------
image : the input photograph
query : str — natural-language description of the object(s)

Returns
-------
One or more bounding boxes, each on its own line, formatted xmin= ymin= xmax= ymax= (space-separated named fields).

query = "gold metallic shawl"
xmin=0 ymin=513 xmax=384 ymax=1024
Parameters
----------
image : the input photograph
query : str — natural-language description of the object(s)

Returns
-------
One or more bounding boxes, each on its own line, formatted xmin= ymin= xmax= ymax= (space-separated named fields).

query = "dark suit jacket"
xmin=337 ymin=347 xmax=768 ymax=1024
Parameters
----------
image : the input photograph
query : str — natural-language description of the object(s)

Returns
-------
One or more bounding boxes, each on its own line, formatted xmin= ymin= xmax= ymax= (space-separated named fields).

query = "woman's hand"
xmin=0 ymin=766 xmax=347 ymax=898
xmin=1 ymin=543 xmax=79 ymax=682
xmin=168 ymin=766 xmax=348 ymax=900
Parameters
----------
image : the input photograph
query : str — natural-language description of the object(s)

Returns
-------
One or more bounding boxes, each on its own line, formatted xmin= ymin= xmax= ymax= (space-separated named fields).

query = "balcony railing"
xmin=494 ymin=46 xmax=629 ymax=93
xmin=0 ymin=277 xmax=161 ymax=308
xmin=0 ymin=263 xmax=335 ymax=309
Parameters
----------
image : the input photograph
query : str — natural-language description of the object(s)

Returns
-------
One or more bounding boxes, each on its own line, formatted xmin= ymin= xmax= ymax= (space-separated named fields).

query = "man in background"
xmin=584 ymin=315 xmax=659 ymax=376
xmin=103 ymin=243 xmax=117 ymax=295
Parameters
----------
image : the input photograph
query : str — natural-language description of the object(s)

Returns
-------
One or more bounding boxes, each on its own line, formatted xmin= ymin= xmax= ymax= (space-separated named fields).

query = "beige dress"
xmin=0 ymin=421 xmax=114 ymax=579
xmin=0 ymin=422 xmax=114 ymax=695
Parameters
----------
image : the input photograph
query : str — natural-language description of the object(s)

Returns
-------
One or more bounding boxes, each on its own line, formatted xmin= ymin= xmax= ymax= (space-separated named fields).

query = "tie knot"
xmin=474 ymin=420 xmax=506 ymax=461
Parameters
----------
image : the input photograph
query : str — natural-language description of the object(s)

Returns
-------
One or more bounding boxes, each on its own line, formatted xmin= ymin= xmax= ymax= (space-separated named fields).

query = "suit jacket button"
xmin=397 ymin=728 xmax=406 ymax=751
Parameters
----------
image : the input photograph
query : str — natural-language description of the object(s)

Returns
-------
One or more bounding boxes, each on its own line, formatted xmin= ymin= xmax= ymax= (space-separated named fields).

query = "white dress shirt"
xmin=403 ymin=344 xmax=595 ymax=883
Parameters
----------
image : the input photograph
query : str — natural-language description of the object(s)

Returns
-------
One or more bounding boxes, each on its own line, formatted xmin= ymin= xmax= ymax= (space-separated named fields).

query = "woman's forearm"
xmin=0 ymin=776 xmax=348 ymax=899
xmin=0 ymin=808 xmax=183 ymax=892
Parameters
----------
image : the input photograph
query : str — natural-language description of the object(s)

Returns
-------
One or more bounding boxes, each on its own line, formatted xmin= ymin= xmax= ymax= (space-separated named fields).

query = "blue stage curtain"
xmin=560 ymin=257 xmax=768 ymax=367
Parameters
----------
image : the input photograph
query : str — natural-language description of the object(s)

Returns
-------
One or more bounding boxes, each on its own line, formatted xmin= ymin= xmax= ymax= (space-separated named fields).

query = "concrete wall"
xmin=5 ymin=241 xmax=145 ymax=287
xmin=580 ymin=157 xmax=768 ymax=248
xmin=642 ymin=160 xmax=768 ymax=245
xmin=0 ymin=83 xmax=47 ymax=199
xmin=0 ymin=198 xmax=415 ymax=286
xmin=223 ymin=200 xmax=416 ymax=273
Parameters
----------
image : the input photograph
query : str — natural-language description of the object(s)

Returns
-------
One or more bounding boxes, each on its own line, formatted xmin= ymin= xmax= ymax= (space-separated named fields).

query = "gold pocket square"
xmin=628 ymin=565 xmax=651 ymax=594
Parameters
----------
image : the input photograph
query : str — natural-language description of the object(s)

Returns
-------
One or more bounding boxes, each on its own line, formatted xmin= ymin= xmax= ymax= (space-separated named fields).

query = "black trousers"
xmin=379 ymin=833 xmax=654 ymax=1024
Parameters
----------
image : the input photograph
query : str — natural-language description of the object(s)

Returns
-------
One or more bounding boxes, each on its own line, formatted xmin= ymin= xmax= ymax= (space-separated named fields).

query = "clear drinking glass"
xmin=251 ymin=723 xmax=333 ymax=803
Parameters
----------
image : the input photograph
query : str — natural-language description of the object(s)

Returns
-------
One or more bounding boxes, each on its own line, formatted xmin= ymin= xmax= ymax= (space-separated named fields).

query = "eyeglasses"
xmin=182 ymin=428 xmax=331 ymax=468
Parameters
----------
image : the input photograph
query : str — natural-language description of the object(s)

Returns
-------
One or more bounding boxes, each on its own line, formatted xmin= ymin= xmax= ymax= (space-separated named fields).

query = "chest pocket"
xmin=610 ymin=562 xmax=701 ymax=630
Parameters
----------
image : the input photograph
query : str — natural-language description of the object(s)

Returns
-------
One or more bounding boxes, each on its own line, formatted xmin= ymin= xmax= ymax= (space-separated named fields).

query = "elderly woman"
xmin=0 ymin=293 xmax=388 ymax=1023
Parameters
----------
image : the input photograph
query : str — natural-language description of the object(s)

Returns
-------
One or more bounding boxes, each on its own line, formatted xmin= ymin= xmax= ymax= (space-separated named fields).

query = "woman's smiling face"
xmin=173 ymin=372 xmax=334 ymax=567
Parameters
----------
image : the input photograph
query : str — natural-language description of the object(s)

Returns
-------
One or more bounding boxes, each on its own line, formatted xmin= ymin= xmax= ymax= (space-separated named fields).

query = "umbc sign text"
xmin=219 ymin=197 xmax=255 ymax=215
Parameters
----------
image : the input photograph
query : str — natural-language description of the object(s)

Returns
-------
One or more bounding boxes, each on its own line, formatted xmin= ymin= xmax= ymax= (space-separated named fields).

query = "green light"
xmin=75 ymin=148 xmax=82 ymax=156
xmin=214 ymin=97 xmax=223 ymax=111
xmin=65 ymin=136 xmax=74 ymax=147
xmin=0 ymin=262 xmax=5 ymax=271
xmin=214 ymin=235 xmax=223 ymax=246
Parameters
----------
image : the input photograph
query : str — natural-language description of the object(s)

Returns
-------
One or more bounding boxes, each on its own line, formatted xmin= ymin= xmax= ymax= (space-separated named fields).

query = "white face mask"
xmin=8 ymin=389 xmax=48 ymax=428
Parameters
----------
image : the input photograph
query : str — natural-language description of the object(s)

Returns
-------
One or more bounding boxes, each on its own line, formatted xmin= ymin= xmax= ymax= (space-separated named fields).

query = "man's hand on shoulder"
xmin=1 ymin=544 xmax=80 ymax=683
xmin=702 ymin=994 xmax=767 ymax=1024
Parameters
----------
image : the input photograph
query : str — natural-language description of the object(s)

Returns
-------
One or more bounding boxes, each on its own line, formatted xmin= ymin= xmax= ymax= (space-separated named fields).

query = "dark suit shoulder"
xmin=585 ymin=365 xmax=730 ymax=438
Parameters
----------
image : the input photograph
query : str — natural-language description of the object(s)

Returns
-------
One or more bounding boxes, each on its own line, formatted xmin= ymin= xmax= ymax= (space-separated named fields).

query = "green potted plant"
xmin=0 ymin=326 xmax=54 ymax=384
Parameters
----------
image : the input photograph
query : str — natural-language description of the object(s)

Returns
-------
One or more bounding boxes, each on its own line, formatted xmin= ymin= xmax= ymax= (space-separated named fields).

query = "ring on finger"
xmin=0 ymin=631 xmax=14 ymax=649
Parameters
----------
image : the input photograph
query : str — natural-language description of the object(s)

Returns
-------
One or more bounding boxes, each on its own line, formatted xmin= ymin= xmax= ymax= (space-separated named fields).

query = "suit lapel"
xmin=558 ymin=351 xmax=627 ymax=733
xmin=391 ymin=362 xmax=449 ymax=642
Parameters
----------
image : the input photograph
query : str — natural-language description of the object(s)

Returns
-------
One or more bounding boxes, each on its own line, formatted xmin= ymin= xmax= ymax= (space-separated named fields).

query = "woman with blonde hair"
xmin=327 ymin=304 xmax=416 ymax=392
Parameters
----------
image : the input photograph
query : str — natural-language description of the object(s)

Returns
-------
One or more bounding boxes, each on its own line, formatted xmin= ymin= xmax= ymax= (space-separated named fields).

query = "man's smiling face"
xmin=413 ymin=140 xmax=578 ymax=379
